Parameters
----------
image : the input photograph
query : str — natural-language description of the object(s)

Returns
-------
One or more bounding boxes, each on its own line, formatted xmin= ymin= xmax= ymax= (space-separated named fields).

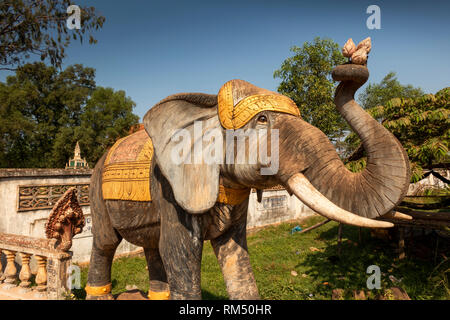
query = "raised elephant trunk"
xmin=331 ymin=64 xmax=410 ymax=217
xmin=282 ymin=64 xmax=410 ymax=226
xmin=287 ymin=173 xmax=394 ymax=228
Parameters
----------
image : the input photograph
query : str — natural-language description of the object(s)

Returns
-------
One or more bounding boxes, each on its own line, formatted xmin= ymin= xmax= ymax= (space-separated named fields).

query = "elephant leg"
xmin=210 ymin=218 xmax=259 ymax=300
xmin=144 ymin=247 xmax=170 ymax=300
xmin=158 ymin=213 xmax=204 ymax=300
xmin=86 ymin=152 xmax=122 ymax=300
xmin=152 ymin=164 xmax=204 ymax=299
xmin=86 ymin=231 xmax=122 ymax=300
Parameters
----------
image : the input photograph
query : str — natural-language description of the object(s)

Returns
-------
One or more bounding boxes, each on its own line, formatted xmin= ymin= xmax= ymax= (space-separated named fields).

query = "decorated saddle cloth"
xmin=102 ymin=129 xmax=250 ymax=204
xmin=102 ymin=130 xmax=154 ymax=201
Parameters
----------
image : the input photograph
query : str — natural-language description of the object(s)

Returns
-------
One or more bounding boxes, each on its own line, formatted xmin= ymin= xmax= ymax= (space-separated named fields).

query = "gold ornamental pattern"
xmin=218 ymin=80 xmax=300 ymax=129
xmin=102 ymin=130 xmax=154 ymax=202
xmin=217 ymin=184 xmax=250 ymax=205
xmin=217 ymin=80 xmax=235 ymax=129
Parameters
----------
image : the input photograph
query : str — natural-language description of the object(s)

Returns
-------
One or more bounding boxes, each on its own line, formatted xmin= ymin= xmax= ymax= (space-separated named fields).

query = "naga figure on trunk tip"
xmin=86 ymin=37 xmax=410 ymax=300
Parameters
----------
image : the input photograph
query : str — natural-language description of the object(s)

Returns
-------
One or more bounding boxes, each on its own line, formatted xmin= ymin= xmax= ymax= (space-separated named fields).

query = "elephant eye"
xmin=257 ymin=114 xmax=268 ymax=124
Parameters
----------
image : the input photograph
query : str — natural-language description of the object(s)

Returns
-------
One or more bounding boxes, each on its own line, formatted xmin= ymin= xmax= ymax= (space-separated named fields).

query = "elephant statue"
xmin=85 ymin=62 xmax=410 ymax=300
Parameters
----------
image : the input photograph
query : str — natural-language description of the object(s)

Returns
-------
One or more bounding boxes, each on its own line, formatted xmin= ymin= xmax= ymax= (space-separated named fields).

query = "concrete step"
xmin=0 ymin=283 xmax=47 ymax=300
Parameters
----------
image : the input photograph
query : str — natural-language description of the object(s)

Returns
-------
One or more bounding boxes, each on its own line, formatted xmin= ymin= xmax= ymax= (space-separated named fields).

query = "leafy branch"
xmin=345 ymin=87 xmax=450 ymax=182
xmin=0 ymin=0 xmax=105 ymax=70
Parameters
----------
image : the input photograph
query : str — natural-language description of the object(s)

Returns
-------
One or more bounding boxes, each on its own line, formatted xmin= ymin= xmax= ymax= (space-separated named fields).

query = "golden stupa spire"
xmin=65 ymin=141 xmax=89 ymax=169
xmin=74 ymin=141 xmax=81 ymax=159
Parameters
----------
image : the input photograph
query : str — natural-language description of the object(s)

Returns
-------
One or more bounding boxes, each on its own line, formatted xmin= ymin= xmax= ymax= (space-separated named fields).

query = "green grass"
xmin=74 ymin=216 xmax=449 ymax=300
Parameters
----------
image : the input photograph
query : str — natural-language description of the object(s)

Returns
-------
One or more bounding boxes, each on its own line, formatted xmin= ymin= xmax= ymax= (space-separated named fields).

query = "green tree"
xmin=346 ymin=88 xmax=449 ymax=182
xmin=344 ymin=72 xmax=424 ymax=158
xmin=0 ymin=62 xmax=139 ymax=168
xmin=358 ymin=72 xmax=424 ymax=110
xmin=0 ymin=62 xmax=95 ymax=167
xmin=274 ymin=37 xmax=347 ymax=142
xmin=72 ymin=87 xmax=139 ymax=165
xmin=0 ymin=0 xmax=105 ymax=70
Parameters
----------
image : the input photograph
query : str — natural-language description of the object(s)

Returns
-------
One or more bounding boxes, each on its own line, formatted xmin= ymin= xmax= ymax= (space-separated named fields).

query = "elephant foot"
xmin=148 ymin=290 xmax=170 ymax=300
xmin=85 ymin=283 xmax=114 ymax=300
xmin=86 ymin=293 xmax=115 ymax=300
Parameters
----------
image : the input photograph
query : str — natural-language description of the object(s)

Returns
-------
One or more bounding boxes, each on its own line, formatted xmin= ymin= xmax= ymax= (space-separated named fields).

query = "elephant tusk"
xmin=287 ymin=173 xmax=394 ymax=229
xmin=380 ymin=211 xmax=413 ymax=221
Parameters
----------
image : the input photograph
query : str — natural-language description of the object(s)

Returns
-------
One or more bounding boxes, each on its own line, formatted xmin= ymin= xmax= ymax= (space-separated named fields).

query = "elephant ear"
xmin=143 ymin=93 xmax=221 ymax=214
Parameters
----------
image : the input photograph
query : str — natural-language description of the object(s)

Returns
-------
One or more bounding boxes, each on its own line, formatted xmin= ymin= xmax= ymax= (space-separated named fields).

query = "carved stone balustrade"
xmin=3 ymin=249 xmax=17 ymax=286
xmin=0 ymin=249 xmax=3 ymax=281
xmin=0 ymin=187 xmax=84 ymax=300
xmin=0 ymin=234 xmax=72 ymax=299
xmin=19 ymin=253 xmax=32 ymax=290
xmin=35 ymin=255 xmax=48 ymax=292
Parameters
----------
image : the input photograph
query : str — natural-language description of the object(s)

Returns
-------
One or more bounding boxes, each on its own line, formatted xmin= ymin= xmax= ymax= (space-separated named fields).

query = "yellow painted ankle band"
xmin=148 ymin=290 xmax=170 ymax=300
xmin=85 ymin=283 xmax=112 ymax=296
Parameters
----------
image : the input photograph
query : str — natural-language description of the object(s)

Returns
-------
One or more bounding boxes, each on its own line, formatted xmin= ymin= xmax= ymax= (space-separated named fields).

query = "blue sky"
xmin=1 ymin=0 xmax=449 ymax=120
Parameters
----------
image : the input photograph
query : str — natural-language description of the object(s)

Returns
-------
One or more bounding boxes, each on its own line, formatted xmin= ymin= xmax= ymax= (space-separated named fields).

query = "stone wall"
xmin=0 ymin=169 xmax=315 ymax=263
xmin=407 ymin=169 xmax=449 ymax=195
xmin=0 ymin=169 xmax=139 ymax=264
xmin=247 ymin=188 xmax=315 ymax=228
